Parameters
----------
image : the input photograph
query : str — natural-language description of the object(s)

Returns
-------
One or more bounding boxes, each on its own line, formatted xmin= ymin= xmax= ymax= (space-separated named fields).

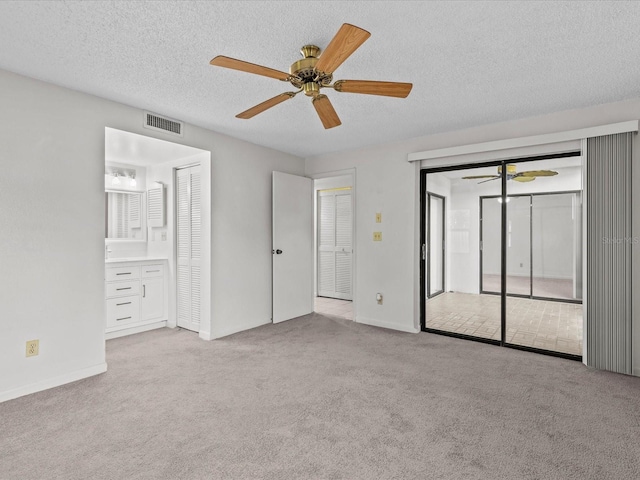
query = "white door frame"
xmin=310 ymin=168 xmax=357 ymax=321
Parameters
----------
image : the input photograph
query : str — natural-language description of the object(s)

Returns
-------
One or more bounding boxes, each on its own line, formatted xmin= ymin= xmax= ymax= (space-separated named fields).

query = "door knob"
xmin=276 ymin=249 xmax=283 ymax=254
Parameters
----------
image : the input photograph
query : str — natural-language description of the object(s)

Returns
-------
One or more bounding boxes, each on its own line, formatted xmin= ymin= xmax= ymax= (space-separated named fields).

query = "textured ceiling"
xmin=1 ymin=1 xmax=640 ymax=158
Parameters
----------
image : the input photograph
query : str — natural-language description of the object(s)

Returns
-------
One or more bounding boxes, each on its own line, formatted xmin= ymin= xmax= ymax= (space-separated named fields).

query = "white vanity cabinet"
xmin=105 ymin=259 xmax=169 ymax=339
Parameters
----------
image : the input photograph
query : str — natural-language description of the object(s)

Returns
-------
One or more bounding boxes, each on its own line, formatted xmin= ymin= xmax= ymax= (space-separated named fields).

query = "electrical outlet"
xmin=376 ymin=213 xmax=382 ymax=223
xmin=373 ymin=232 xmax=382 ymax=241
xmin=161 ymin=232 xmax=167 ymax=241
xmin=26 ymin=339 xmax=39 ymax=357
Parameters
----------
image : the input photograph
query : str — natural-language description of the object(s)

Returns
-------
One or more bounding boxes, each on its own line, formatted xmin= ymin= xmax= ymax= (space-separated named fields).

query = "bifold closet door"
xmin=317 ymin=189 xmax=353 ymax=300
xmin=176 ymin=165 xmax=201 ymax=332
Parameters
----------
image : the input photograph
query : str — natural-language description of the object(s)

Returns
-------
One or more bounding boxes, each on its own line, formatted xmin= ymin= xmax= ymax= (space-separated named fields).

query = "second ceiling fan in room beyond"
xmin=209 ymin=23 xmax=413 ymax=129
xmin=462 ymin=165 xmax=559 ymax=183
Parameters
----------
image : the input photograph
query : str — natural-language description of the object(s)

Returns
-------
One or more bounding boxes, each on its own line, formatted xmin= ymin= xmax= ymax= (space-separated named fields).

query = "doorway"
xmin=313 ymin=173 xmax=355 ymax=320
xmin=420 ymin=152 xmax=584 ymax=359
xmin=104 ymin=127 xmax=211 ymax=338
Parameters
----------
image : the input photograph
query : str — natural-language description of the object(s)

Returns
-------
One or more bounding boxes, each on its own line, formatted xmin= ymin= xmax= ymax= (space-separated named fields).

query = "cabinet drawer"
xmin=106 ymin=296 xmax=140 ymax=327
xmin=106 ymin=266 xmax=140 ymax=282
xmin=141 ymin=264 xmax=164 ymax=278
xmin=105 ymin=280 xmax=140 ymax=299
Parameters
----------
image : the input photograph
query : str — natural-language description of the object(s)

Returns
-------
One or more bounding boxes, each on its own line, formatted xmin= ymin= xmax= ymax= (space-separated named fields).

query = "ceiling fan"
xmin=209 ymin=23 xmax=413 ymax=129
xmin=462 ymin=165 xmax=558 ymax=184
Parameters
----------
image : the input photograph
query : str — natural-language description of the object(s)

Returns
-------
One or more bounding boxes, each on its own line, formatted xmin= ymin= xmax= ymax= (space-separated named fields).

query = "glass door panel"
xmin=480 ymin=197 xmax=501 ymax=294
xmin=424 ymin=166 xmax=501 ymax=342
xmin=506 ymin=195 xmax=531 ymax=296
xmin=531 ymin=193 xmax=582 ymax=301
xmin=505 ymin=158 xmax=583 ymax=357
xmin=428 ymin=194 xmax=444 ymax=297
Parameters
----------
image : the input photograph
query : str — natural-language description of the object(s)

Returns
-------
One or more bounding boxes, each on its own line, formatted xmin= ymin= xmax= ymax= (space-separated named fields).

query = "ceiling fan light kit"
xmin=209 ymin=23 xmax=413 ymax=129
xmin=462 ymin=164 xmax=559 ymax=184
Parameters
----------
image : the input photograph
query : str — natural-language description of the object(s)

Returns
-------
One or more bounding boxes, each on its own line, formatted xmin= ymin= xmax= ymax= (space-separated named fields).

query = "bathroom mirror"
xmin=105 ymin=190 xmax=146 ymax=240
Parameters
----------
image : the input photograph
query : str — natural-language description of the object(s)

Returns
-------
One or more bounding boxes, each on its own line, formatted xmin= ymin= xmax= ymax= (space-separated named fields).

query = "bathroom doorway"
xmin=104 ymin=128 xmax=211 ymax=338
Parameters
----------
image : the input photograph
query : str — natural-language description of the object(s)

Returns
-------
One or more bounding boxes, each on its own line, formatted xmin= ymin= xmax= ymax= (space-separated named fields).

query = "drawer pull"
xmin=116 ymin=272 xmax=132 ymax=276
xmin=143 ymin=285 xmax=146 ymax=298
xmin=146 ymin=270 xmax=160 ymax=273
xmin=116 ymin=302 xmax=132 ymax=306
xmin=116 ymin=287 xmax=131 ymax=291
xmin=116 ymin=316 xmax=132 ymax=321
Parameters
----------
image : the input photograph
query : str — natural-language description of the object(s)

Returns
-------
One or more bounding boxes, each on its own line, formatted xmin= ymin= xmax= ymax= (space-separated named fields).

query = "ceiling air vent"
xmin=143 ymin=111 xmax=184 ymax=137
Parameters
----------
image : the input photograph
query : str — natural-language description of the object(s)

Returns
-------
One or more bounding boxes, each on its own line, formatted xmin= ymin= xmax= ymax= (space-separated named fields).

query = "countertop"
xmin=105 ymin=257 xmax=168 ymax=264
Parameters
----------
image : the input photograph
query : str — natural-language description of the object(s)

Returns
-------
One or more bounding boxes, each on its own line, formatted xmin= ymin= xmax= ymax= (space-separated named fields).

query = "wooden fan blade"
xmin=513 ymin=176 xmax=536 ymax=182
xmin=312 ymin=94 xmax=341 ymax=129
xmin=462 ymin=175 xmax=500 ymax=180
xmin=210 ymin=56 xmax=290 ymax=81
xmin=518 ymin=170 xmax=558 ymax=177
xmin=236 ymin=93 xmax=295 ymax=119
xmin=334 ymin=80 xmax=412 ymax=98
xmin=315 ymin=23 xmax=371 ymax=74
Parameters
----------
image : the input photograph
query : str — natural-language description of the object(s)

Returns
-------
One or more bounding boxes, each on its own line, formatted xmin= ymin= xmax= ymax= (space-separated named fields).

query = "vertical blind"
xmin=586 ymin=132 xmax=633 ymax=374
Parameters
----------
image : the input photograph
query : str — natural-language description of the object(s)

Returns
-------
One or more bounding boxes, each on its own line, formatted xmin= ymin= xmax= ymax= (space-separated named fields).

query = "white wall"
xmin=305 ymin=97 xmax=640 ymax=373
xmin=0 ymin=68 xmax=303 ymax=402
xmin=306 ymin=150 xmax=421 ymax=333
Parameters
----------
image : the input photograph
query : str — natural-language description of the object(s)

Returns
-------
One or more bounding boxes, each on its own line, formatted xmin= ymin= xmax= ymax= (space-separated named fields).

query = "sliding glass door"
xmin=421 ymin=153 xmax=584 ymax=359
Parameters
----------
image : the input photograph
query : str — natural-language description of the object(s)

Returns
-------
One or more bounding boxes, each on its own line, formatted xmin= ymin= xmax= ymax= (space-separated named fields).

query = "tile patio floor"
xmin=426 ymin=292 xmax=582 ymax=356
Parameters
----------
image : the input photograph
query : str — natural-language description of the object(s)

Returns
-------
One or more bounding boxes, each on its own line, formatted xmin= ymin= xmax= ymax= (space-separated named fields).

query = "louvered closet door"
xmin=317 ymin=189 xmax=353 ymax=300
xmin=176 ymin=165 xmax=201 ymax=332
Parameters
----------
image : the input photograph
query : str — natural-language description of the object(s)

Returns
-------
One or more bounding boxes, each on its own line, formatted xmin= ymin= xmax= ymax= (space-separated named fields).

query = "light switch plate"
xmin=376 ymin=213 xmax=382 ymax=223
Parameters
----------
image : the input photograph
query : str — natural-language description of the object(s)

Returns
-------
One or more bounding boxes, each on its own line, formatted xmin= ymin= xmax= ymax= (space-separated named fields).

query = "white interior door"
xmin=317 ymin=188 xmax=353 ymax=300
xmin=176 ymin=165 xmax=201 ymax=332
xmin=272 ymin=171 xmax=313 ymax=323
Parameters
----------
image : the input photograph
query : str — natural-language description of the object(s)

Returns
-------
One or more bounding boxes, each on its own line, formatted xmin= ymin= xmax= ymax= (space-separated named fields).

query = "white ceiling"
xmin=1 ymin=1 xmax=640 ymax=158
xmin=105 ymin=127 xmax=205 ymax=166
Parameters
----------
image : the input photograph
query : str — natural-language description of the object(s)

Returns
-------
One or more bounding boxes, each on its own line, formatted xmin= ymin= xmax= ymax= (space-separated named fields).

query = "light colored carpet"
xmin=1 ymin=315 xmax=639 ymax=479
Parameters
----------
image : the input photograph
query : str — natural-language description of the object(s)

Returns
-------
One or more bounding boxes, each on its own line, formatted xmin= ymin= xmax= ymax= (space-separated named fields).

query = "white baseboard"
xmin=105 ymin=321 xmax=166 ymax=340
xmin=212 ymin=318 xmax=271 ymax=339
xmin=0 ymin=362 xmax=108 ymax=404
xmin=199 ymin=330 xmax=212 ymax=341
xmin=633 ymin=365 xmax=640 ymax=377
xmin=356 ymin=316 xmax=419 ymax=334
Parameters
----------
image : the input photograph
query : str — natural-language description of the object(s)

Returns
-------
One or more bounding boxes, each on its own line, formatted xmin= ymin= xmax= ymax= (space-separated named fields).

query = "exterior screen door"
xmin=272 ymin=171 xmax=313 ymax=323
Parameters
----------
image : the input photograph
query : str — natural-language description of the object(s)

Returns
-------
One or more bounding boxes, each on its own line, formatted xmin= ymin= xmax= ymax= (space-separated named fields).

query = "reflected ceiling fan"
xmin=209 ymin=23 xmax=413 ymax=129
xmin=462 ymin=165 xmax=558 ymax=184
